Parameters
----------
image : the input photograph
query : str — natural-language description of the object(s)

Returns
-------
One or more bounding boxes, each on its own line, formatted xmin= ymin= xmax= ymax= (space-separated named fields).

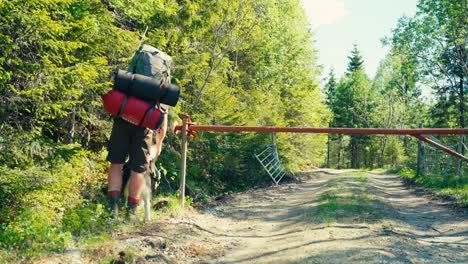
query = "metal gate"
xmin=255 ymin=134 xmax=287 ymax=185
xmin=174 ymin=114 xmax=468 ymax=206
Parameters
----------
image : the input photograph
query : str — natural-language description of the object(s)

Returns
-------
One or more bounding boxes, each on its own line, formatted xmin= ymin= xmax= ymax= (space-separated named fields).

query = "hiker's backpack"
xmin=128 ymin=44 xmax=172 ymax=84
xmin=101 ymin=45 xmax=178 ymax=129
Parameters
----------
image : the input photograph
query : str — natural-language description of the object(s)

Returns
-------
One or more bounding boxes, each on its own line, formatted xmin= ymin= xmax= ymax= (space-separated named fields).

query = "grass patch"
xmin=151 ymin=194 xmax=192 ymax=218
xmin=354 ymin=171 xmax=368 ymax=182
xmin=303 ymin=171 xmax=380 ymax=225
xmin=391 ymin=167 xmax=468 ymax=207
xmin=312 ymin=191 xmax=378 ymax=224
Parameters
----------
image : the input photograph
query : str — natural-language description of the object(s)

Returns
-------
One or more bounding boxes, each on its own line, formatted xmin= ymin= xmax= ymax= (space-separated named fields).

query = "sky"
xmin=301 ymin=0 xmax=418 ymax=80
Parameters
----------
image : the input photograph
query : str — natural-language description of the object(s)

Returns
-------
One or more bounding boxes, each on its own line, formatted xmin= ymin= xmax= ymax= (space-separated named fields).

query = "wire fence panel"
xmin=255 ymin=144 xmax=287 ymax=185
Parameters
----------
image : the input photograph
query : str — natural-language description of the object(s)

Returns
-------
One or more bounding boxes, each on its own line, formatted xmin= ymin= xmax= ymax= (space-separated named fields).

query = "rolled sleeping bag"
xmin=114 ymin=69 xmax=180 ymax=107
xmin=101 ymin=89 xmax=126 ymax=116
xmin=101 ymin=89 xmax=165 ymax=129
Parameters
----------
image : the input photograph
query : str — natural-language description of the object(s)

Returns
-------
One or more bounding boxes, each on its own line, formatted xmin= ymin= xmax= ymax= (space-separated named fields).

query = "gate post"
xmin=416 ymin=124 xmax=424 ymax=176
xmin=456 ymin=136 xmax=464 ymax=178
xmin=179 ymin=115 xmax=189 ymax=206
xmin=417 ymin=139 xmax=422 ymax=176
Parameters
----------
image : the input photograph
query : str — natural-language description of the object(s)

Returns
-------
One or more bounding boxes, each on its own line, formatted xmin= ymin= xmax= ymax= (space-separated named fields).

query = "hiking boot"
xmin=108 ymin=192 xmax=120 ymax=218
xmin=125 ymin=202 xmax=140 ymax=223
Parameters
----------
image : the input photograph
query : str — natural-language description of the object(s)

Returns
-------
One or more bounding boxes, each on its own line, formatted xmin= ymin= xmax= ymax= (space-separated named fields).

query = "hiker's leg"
xmin=126 ymin=127 xmax=153 ymax=217
xmin=126 ymin=170 xmax=145 ymax=216
xmin=108 ymin=163 xmax=124 ymax=191
xmin=128 ymin=170 xmax=145 ymax=200
xmin=106 ymin=118 xmax=132 ymax=216
xmin=108 ymin=163 xmax=124 ymax=215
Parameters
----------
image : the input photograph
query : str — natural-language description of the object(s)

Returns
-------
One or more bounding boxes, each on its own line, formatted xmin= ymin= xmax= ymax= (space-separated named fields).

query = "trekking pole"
xmin=137 ymin=26 xmax=149 ymax=49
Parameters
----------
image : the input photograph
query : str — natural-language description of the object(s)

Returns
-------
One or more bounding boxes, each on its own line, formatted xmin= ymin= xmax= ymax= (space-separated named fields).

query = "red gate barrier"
xmin=186 ymin=125 xmax=467 ymax=135
xmin=175 ymin=115 xmax=468 ymax=206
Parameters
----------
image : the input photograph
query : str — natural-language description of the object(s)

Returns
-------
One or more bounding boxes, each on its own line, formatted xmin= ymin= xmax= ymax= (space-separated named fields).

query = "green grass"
xmin=303 ymin=171 xmax=381 ymax=225
xmin=151 ymin=194 xmax=192 ymax=218
xmin=392 ymin=167 xmax=468 ymax=207
xmin=354 ymin=171 xmax=368 ymax=182
xmin=312 ymin=191 xmax=378 ymax=224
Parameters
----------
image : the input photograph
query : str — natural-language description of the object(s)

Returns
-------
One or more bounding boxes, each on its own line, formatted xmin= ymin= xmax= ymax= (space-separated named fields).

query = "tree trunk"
xmin=337 ymin=135 xmax=342 ymax=169
xmin=457 ymin=76 xmax=465 ymax=178
xmin=459 ymin=76 xmax=465 ymax=128
xmin=350 ymin=136 xmax=358 ymax=168
xmin=416 ymin=123 xmax=424 ymax=176
xmin=68 ymin=106 xmax=76 ymax=144
xmin=379 ymin=136 xmax=387 ymax=168
xmin=327 ymin=135 xmax=330 ymax=168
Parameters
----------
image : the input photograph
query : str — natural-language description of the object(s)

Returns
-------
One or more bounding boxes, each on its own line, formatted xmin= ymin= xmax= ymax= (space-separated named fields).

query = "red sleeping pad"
xmin=101 ymin=90 xmax=164 ymax=129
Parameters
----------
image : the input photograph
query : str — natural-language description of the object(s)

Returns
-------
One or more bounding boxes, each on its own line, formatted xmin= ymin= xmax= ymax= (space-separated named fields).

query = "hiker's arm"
xmin=155 ymin=113 xmax=168 ymax=157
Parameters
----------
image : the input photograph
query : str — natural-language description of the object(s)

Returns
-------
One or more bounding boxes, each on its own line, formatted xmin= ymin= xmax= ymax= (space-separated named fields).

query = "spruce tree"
xmin=325 ymin=68 xmax=337 ymax=167
xmin=325 ymin=68 xmax=337 ymax=106
xmin=347 ymin=44 xmax=364 ymax=73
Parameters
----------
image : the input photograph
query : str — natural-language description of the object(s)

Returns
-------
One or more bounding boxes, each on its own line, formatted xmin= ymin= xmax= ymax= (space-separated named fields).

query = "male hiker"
xmin=106 ymin=44 xmax=172 ymax=219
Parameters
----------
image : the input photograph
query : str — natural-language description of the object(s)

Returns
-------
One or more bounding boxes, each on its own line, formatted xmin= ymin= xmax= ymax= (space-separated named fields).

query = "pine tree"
xmin=347 ymin=44 xmax=364 ymax=73
xmin=325 ymin=69 xmax=337 ymax=167
xmin=328 ymin=46 xmax=375 ymax=168
xmin=325 ymin=68 xmax=337 ymax=106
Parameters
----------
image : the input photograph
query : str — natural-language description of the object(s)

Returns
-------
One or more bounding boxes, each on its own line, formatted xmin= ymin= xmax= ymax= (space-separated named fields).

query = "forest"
xmin=0 ymin=0 xmax=466 ymax=259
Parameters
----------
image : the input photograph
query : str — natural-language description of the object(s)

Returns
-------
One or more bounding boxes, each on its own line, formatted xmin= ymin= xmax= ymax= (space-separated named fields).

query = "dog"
xmin=121 ymin=144 xmax=158 ymax=221
xmin=122 ymin=118 xmax=167 ymax=221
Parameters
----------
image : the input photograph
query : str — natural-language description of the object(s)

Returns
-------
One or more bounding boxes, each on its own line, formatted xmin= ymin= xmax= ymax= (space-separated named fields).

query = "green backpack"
xmin=128 ymin=44 xmax=172 ymax=84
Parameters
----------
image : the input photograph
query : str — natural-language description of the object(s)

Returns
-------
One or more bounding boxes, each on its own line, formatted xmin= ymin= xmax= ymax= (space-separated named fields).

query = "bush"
xmin=0 ymin=209 xmax=72 ymax=254
xmin=0 ymin=143 xmax=109 ymax=256
xmin=62 ymin=203 xmax=112 ymax=237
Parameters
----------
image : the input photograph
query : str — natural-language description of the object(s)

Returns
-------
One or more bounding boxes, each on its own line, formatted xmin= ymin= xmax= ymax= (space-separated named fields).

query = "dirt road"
xmin=81 ymin=170 xmax=467 ymax=263
xmin=185 ymin=170 xmax=468 ymax=264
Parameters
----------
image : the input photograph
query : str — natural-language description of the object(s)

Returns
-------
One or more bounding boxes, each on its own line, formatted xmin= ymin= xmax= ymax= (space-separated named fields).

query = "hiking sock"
xmin=108 ymin=190 xmax=121 ymax=216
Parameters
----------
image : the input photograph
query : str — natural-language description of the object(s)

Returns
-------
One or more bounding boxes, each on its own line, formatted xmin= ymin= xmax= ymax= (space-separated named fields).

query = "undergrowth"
xmin=0 ymin=141 xmax=113 ymax=262
xmin=390 ymin=167 xmax=468 ymax=207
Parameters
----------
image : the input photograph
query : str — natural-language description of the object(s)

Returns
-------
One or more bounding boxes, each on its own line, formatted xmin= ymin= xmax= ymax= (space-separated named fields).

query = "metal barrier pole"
xmin=179 ymin=115 xmax=189 ymax=206
xmin=187 ymin=125 xmax=468 ymax=135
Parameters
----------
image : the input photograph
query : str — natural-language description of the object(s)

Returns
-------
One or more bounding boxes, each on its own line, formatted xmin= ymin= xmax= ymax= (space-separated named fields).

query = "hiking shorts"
xmin=106 ymin=118 xmax=154 ymax=173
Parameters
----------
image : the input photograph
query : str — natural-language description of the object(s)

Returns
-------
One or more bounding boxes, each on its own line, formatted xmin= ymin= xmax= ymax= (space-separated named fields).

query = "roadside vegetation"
xmin=391 ymin=168 xmax=468 ymax=207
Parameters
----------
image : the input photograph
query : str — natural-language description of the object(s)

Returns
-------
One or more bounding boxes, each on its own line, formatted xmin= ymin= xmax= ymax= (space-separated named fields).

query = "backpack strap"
xmin=117 ymin=96 xmax=129 ymax=117
xmin=138 ymin=105 xmax=154 ymax=127
xmin=157 ymin=80 xmax=165 ymax=104
xmin=139 ymin=105 xmax=165 ymax=129
xmin=145 ymin=108 xmax=155 ymax=128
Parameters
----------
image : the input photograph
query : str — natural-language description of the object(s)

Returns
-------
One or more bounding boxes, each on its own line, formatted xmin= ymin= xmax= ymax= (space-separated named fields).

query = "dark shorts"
xmin=106 ymin=118 xmax=154 ymax=173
